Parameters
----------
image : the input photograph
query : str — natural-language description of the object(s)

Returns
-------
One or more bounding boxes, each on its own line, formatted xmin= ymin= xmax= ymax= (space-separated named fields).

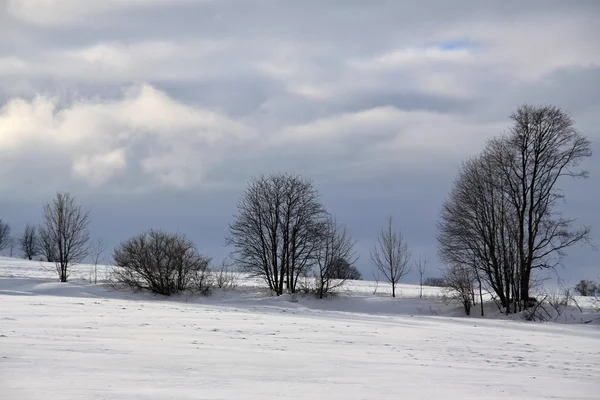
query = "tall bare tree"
xmin=370 ymin=216 xmax=411 ymax=298
xmin=438 ymin=105 xmax=592 ymax=312
xmin=314 ymin=216 xmax=358 ymax=299
xmin=0 ymin=219 xmax=12 ymax=254
xmin=38 ymin=192 xmax=91 ymax=282
xmin=499 ymin=105 xmax=592 ymax=308
xmin=19 ymin=224 xmax=39 ymax=260
xmin=227 ymin=173 xmax=328 ymax=295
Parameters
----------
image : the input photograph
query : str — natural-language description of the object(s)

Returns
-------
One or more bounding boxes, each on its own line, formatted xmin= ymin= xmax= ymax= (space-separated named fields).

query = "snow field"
xmin=1 ymin=257 xmax=600 ymax=399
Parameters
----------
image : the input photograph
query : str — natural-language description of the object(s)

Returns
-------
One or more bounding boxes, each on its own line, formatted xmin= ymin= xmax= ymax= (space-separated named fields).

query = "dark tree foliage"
xmin=0 ymin=219 xmax=12 ymax=253
xmin=19 ymin=224 xmax=39 ymax=260
xmin=574 ymin=280 xmax=598 ymax=297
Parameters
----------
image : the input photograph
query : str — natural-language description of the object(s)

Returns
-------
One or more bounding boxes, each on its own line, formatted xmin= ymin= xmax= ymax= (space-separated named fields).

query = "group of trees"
xmin=437 ymin=105 xmax=592 ymax=315
xmin=226 ymin=173 xmax=367 ymax=298
xmin=1 ymin=193 xmax=94 ymax=282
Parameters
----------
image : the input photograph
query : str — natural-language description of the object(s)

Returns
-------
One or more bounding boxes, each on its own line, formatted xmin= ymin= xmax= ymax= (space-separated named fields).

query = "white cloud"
xmin=72 ymin=149 xmax=127 ymax=187
xmin=349 ymin=46 xmax=472 ymax=71
xmin=0 ymin=83 xmax=254 ymax=189
xmin=275 ymin=106 xmax=506 ymax=165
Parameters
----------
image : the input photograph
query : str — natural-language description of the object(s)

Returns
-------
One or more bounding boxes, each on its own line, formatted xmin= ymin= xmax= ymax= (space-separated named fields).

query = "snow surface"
xmin=1 ymin=257 xmax=600 ymax=399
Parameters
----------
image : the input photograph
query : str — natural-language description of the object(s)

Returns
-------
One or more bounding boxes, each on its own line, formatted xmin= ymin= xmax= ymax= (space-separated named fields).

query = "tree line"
xmin=0 ymin=177 xmax=415 ymax=299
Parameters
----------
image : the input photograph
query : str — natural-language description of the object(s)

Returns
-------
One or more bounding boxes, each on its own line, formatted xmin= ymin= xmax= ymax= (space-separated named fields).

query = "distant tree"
xmin=227 ymin=173 xmax=328 ymax=296
xmin=415 ymin=255 xmax=427 ymax=298
xmin=0 ymin=219 xmax=12 ymax=253
xmin=443 ymin=264 xmax=476 ymax=316
xmin=313 ymin=217 xmax=358 ymax=298
xmin=574 ymin=280 xmax=598 ymax=297
xmin=8 ymin=237 xmax=16 ymax=257
xmin=19 ymin=224 xmax=39 ymax=260
xmin=423 ymin=277 xmax=446 ymax=287
xmin=328 ymin=260 xmax=362 ymax=281
xmin=111 ymin=230 xmax=211 ymax=296
xmin=90 ymin=239 xmax=106 ymax=284
xmin=370 ymin=216 xmax=411 ymax=298
xmin=38 ymin=192 xmax=91 ymax=282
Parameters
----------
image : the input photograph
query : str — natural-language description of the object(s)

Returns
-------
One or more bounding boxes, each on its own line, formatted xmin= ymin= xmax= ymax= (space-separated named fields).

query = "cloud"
xmin=0 ymin=83 xmax=254 ymax=190
xmin=6 ymin=0 xmax=203 ymax=26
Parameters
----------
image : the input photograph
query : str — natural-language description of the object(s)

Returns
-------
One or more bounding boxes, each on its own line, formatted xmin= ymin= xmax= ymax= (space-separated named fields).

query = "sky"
xmin=0 ymin=0 xmax=599 ymax=284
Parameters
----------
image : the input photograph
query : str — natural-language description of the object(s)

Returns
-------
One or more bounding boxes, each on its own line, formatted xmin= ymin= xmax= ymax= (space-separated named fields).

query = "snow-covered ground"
xmin=1 ymin=257 xmax=599 ymax=399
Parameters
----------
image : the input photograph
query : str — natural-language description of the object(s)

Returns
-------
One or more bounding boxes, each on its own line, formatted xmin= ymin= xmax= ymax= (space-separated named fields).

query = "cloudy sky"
xmin=1 ymin=0 xmax=599 ymax=283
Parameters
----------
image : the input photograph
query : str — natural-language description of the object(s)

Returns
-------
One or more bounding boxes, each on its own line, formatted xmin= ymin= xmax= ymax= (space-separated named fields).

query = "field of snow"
xmin=1 ymin=257 xmax=599 ymax=399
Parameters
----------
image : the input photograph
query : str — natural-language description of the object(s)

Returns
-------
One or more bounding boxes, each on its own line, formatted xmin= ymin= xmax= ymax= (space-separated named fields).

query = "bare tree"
xmin=415 ymin=255 xmax=427 ymax=298
xmin=438 ymin=104 xmax=592 ymax=312
xmin=438 ymin=146 xmax=520 ymax=313
xmin=0 ymin=219 xmax=11 ymax=253
xmin=370 ymin=216 xmax=411 ymax=298
xmin=19 ymin=224 xmax=39 ymax=260
xmin=111 ymin=230 xmax=211 ymax=296
xmin=313 ymin=216 xmax=358 ymax=299
xmin=227 ymin=173 xmax=328 ymax=296
xmin=212 ymin=259 xmax=239 ymax=290
xmin=500 ymin=105 xmax=592 ymax=308
xmin=38 ymin=192 xmax=91 ymax=282
xmin=443 ymin=264 xmax=476 ymax=316
xmin=91 ymin=239 xmax=106 ymax=284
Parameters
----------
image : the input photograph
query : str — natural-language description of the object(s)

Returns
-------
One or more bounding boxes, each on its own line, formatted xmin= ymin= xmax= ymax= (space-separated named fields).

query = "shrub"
xmin=111 ymin=229 xmax=211 ymax=296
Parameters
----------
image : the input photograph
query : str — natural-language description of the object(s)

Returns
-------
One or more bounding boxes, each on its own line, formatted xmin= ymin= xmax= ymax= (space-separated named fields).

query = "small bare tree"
xmin=443 ymin=264 xmax=476 ymax=316
xmin=0 ymin=219 xmax=12 ymax=254
xmin=370 ymin=216 xmax=411 ymax=298
xmin=213 ymin=258 xmax=239 ymax=290
xmin=19 ymin=224 xmax=39 ymax=260
xmin=38 ymin=192 xmax=91 ymax=282
xmin=91 ymin=239 xmax=106 ymax=284
xmin=415 ymin=255 xmax=427 ymax=298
